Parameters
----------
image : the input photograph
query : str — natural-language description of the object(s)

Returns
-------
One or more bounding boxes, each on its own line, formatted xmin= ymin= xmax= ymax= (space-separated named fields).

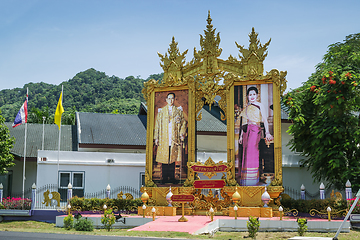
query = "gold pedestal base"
xmin=229 ymin=207 xmax=273 ymax=218
xmin=138 ymin=206 xmax=177 ymax=216
xmin=178 ymin=216 xmax=188 ymax=222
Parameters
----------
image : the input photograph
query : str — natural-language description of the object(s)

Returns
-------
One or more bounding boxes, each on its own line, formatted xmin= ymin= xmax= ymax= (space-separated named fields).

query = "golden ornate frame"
xmin=142 ymin=11 xmax=287 ymax=207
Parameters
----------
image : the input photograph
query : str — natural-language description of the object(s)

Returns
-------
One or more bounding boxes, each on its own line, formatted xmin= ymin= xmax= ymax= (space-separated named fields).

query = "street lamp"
xmin=67 ymin=203 xmax=71 ymax=215
xmin=279 ymin=206 xmax=283 ymax=221
xmin=234 ymin=205 xmax=238 ymax=220
xmin=327 ymin=206 xmax=332 ymax=221
xmin=209 ymin=207 xmax=214 ymax=222
xmin=152 ymin=207 xmax=156 ymax=221
xmin=142 ymin=204 xmax=147 ymax=218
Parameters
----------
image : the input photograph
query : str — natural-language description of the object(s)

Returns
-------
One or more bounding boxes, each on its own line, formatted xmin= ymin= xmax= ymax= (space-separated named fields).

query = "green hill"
xmin=0 ymin=68 xmax=163 ymax=124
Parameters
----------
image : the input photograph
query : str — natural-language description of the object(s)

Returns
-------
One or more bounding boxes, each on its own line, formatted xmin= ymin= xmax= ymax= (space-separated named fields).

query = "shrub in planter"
xmin=74 ymin=217 xmax=94 ymax=231
xmin=281 ymin=197 xmax=347 ymax=217
xmin=69 ymin=197 xmax=142 ymax=212
xmin=347 ymin=198 xmax=360 ymax=214
xmin=2 ymin=197 xmax=32 ymax=210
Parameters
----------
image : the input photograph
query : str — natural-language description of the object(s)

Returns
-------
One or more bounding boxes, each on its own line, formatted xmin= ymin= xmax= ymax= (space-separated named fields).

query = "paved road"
xmin=0 ymin=231 xmax=194 ymax=240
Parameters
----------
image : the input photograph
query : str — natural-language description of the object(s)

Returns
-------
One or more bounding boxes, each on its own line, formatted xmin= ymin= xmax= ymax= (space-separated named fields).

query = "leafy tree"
xmin=0 ymin=69 xmax=153 ymax=123
xmin=283 ymin=33 xmax=360 ymax=191
xmin=0 ymin=110 xmax=15 ymax=174
xmin=28 ymin=106 xmax=53 ymax=124
xmin=146 ymin=73 xmax=164 ymax=81
xmin=62 ymin=106 xmax=77 ymax=125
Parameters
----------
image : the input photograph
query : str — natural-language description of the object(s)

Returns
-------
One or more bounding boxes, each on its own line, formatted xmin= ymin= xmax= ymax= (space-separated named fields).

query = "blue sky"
xmin=0 ymin=0 xmax=359 ymax=92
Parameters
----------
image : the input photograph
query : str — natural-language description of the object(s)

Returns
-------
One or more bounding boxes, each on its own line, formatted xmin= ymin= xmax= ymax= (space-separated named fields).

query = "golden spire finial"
xmin=191 ymin=11 xmax=222 ymax=73
xmin=157 ymin=36 xmax=188 ymax=82
xmin=207 ymin=10 xmax=212 ymax=26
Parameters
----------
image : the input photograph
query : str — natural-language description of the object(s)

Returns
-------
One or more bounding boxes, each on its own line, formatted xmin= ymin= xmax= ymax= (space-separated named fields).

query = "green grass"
xmin=0 ymin=220 xmax=360 ymax=239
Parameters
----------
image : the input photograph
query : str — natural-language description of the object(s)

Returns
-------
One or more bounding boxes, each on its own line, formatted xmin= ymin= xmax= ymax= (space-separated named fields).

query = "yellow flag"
xmin=54 ymin=92 xmax=64 ymax=130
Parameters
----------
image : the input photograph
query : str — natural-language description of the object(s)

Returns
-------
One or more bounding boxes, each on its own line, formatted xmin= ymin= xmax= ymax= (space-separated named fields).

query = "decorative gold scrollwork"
xmin=42 ymin=189 xmax=61 ymax=207
xmin=141 ymin=12 xmax=287 ymax=209
xmin=283 ymin=208 xmax=299 ymax=217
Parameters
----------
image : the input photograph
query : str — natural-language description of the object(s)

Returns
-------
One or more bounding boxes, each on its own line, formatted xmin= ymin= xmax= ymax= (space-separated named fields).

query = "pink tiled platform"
xmin=55 ymin=214 xmax=349 ymax=234
xmin=129 ymin=215 xmax=222 ymax=234
xmin=129 ymin=215 xmax=348 ymax=234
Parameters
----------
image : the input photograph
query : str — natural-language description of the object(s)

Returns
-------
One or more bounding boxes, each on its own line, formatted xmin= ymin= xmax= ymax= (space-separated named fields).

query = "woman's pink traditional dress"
xmin=240 ymin=103 xmax=262 ymax=186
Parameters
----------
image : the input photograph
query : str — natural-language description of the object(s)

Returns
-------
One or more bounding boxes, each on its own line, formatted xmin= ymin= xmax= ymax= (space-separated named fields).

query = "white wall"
xmin=37 ymin=150 xmax=145 ymax=192
xmin=197 ymin=135 xmax=227 ymax=153
xmin=78 ymin=147 xmax=146 ymax=153
xmin=32 ymin=122 xmax=343 ymax=199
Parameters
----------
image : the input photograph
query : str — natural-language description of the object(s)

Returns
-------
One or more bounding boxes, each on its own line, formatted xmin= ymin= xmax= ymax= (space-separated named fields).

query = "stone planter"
xmin=0 ymin=209 xmax=32 ymax=222
xmin=350 ymin=214 xmax=360 ymax=228
xmin=0 ymin=209 xmax=31 ymax=216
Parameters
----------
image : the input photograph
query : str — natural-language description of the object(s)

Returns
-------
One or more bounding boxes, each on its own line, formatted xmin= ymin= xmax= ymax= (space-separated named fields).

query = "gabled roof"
xmin=77 ymin=112 xmax=147 ymax=146
xmin=6 ymin=122 xmax=75 ymax=158
xmin=197 ymin=108 xmax=226 ymax=133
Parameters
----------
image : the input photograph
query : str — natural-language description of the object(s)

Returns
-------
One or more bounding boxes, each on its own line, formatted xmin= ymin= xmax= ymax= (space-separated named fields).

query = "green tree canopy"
xmin=0 ymin=69 xmax=160 ymax=123
xmin=283 ymin=33 xmax=360 ymax=191
xmin=0 ymin=110 xmax=15 ymax=174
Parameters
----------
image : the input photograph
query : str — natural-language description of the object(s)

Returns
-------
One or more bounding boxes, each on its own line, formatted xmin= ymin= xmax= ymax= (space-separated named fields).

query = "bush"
xmin=247 ymin=216 xmax=260 ymax=239
xmin=69 ymin=197 xmax=142 ymax=212
xmin=347 ymin=198 xmax=360 ymax=214
xmin=0 ymin=203 xmax=5 ymax=209
xmin=281 ymin=198 xmax=347 ymax=216
xmin=74 ymin=217 xmax=94 ymax=231
xmin=63 ymin=213 xmax=74 ymax=230
xmin=2 ymin=197 xmax=32 ymax=210
xmin=101 ymin=208 xmax=116 ymax=231
xmin=297 ymin=218 xmax=308 ymax=236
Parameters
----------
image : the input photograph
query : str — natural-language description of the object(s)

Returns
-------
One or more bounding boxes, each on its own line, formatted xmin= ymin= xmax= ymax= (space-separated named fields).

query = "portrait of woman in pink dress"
xmin=236 ymin=86 xmax=274 ymax=186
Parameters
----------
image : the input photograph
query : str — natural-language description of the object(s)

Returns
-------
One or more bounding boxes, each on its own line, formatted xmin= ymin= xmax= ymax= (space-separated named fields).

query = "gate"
xmin=34 ymin=184 xmax=66 ymax=209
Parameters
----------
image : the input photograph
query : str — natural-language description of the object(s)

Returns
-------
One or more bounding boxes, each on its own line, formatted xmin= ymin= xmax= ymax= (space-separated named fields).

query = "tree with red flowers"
xmin=283 ymin=33 xmax=360 ymax=191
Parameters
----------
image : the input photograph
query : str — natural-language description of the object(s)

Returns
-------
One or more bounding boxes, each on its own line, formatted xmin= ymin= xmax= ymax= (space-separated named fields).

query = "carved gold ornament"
xmin=142 ymin=11 xmax=286 ymax=211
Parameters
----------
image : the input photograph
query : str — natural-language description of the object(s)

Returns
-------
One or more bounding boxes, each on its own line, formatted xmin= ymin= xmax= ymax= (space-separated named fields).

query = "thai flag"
xmin=12 ymin=100 xmax=28 ymax=128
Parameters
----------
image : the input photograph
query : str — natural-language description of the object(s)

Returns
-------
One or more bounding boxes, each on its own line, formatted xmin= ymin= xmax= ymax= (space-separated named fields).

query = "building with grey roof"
xmin=2 ymin=105 xmax=323 ymax=203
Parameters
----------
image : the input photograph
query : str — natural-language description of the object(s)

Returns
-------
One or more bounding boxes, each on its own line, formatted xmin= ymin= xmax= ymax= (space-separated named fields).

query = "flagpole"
xmin=57 ymin=85 xmax=63 ymax=174
xmin=22 ymin=87 xmax=28 ymax=207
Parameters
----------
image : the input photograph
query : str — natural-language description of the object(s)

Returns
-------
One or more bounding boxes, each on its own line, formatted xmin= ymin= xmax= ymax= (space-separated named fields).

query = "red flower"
xmin=322 ymin=77 xmax=326 ymax=84
xmin=342 ymin=96 xmax=345 ymax=100
xmin=329 ymin=80 xmax=336 ymax=85
xmin=327 ymin=90 xmax=331 ymax=93
xmin=329 ymin=71 xmax=333 ymax=75
xmin=310 ymin=85 xmax=316 ymax=91
xmin=330 ymin=105 xmax=333 ymax=108
xmin=345 ymin=72 xmax=352 ymax=78
xmin=342 ymin=81 xmax=345 ymax=85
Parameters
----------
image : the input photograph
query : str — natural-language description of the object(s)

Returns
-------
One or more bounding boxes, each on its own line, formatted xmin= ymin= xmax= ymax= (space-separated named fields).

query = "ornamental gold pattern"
xmin=142 ymin=11 xmax=287 ymax=211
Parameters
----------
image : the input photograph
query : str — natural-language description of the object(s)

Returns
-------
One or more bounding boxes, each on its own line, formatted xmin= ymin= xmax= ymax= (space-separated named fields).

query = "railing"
xmin=110 ymin=186 xmax=142 ymax=199
xmin=3 ymin=183 xmax=352 ymax=210
xmin=34 ymin=183 xmax=66 ymax=209
xmin=31 ymin=185 xmax=141 ymax=209
xmin=283 ymin=186 xmax=336 ymax=200
xmin=84 ymin=186 xmax=142 ymax=199
xmin=9 ymin=187 xmax=32 ymax=199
